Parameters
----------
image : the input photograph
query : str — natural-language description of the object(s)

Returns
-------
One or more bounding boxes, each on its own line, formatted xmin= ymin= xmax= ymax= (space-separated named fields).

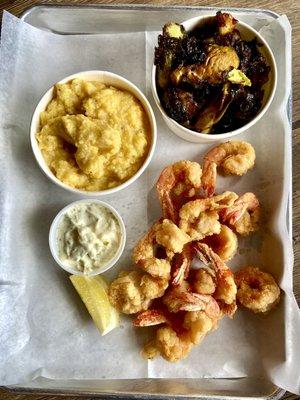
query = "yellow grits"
xmin=36 ymin=79 xmax=150 ymax=191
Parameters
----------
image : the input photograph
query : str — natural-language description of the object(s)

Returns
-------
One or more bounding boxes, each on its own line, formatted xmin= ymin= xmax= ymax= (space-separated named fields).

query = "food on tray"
xmin=202 ymin=141 xmax=256 ymax=196
xmin=235 ymin=266 xmax=281 ymax=313
xmin=70 ymin=275 xmax=119 ymax=335
xmin=57 ymin=202 xmax=122 ymax=274
xmin=156 ymin=160 xmax=202 ymax=223
xmin=154 ymin=12 xmax=271 ymax=133
xmin=108 ymin=139 xmax=281 ymax=362
xmin=36 ymin=79 xmax=150 ymax=191
xmin=201 ymin=224 xmax=238 ymax=261
xmin=109 ymin=270 xmax=168 ymax=314
xmin=178 ymin=191 xmax=238 ymax=240
xmin=220 ymin=192 xmax=260 ymax=235
xmin=133 ymin=219 xmax=190 ymax=268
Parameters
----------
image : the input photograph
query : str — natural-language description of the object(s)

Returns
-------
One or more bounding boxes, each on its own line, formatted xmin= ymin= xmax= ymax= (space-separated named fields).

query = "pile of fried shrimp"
xmin=108 ymin=140 xmax=281 ymax=362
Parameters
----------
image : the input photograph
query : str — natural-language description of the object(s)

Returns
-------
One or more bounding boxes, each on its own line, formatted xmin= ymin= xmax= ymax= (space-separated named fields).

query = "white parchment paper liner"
xmin=0 ymin=10 xmax=299 ymax=394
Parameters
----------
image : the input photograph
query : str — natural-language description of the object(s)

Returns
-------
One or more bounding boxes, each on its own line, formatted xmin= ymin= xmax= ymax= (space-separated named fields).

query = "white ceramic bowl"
xmin=152 ymin=15 xmax=277 ymax=143
xmin=31 ymin=70 xmax=157 ymax=195
xmin=49 ymin=199 xmax=126 ymax=276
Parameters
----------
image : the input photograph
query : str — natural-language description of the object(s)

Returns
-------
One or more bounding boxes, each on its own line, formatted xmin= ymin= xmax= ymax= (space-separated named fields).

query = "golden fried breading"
xmin=183 ymin=311 xmax=214 ymax=345
xmin=139 ymin=258 xmax=171 ymax=281
xmin=202 ymin=224 xmax=238 ymax=261
xmin=202 ymin=141 xmax=255 ymax=197
xmin=179 ymin=192 xmax=238 ymax=241
xmin=140 ymin=274 xmax=168 ymax=300
xmin=193 ymin=269 xmax=216 ymax=295
xmin=194 ymin=243 xmax=237 ymax=317
xmin=156 ymin=161 xmax=202 ymax=223
xmin=133 ymin=220 xmax=172 ymax=279
xmin=235 ymin=266 xmax=280 ymax=313
xmin=156 ymin=326 xmax=192 ymax=362
xmin=179 ymin=202 xmax=221 ymax=241
xmin=108 ymin=271 xmax=150 ymax=314
xmin=155 ymin=219 xmax=191 ymax=253
xmin=234 ymin=209 xmax=260 ymax=236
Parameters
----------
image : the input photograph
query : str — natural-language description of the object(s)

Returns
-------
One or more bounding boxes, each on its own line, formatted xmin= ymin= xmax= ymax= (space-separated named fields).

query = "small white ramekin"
xmin=152 ymin=15 xmax=277 ymax=143
xmin=49 ymin=199 xmax=126 ymax=276
xmin=31 ymin=70 xmax=157 ymax=195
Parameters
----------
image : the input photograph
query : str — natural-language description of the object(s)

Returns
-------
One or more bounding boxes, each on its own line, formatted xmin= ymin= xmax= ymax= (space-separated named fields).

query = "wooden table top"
xmin=0 ymin=0 xmax=299 ymax=399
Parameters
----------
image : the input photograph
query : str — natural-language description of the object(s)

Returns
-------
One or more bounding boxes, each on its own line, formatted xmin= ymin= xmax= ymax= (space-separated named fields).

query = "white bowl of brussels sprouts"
xmin=151 ymin=12 xmax=277 ymax=143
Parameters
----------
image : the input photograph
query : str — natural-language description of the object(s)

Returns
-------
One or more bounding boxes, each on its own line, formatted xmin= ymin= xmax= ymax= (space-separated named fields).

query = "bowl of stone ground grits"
xmin=30 ymin=70 xmax=157 ymax=195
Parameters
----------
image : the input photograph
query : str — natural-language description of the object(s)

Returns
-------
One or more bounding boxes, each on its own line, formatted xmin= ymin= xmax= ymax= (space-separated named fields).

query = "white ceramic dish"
xmin=49 ymin=199 xmax=126 ymax=276
xmin=30 ymin=70 xmax=157 ymax=195
xmin=152 ymin=15 xmax=277 ymax=143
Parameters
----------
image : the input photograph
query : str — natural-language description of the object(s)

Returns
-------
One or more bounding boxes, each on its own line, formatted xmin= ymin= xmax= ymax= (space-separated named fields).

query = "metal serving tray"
xmin=4 ymin=4 xmax=291 ymax=399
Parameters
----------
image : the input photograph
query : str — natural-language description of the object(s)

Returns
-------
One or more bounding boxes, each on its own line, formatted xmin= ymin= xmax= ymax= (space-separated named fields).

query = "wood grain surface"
xmin=0 ymin=0 xmax=299 ymax=399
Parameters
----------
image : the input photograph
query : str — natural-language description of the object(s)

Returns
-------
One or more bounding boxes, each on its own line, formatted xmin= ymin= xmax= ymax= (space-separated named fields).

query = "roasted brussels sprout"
xmin=215 ymin=11 xmax=237 ymax=35
xmin=194 ymin=83 xmax=233 ymax=133
xmin=174 ymin=36 xmax=207 ymax=66
xmin=171 ymin=45 xmax=240 ymax=86
xmin=154 ymin=23 xmax=186 ymax=89
xmin=163 ymin=87 xmax=200 ymax=126
xmin=163 ymin=22 xmax=185 ymax=39
xmin=231 ymin=88 xmax=263 ymax=121
xmin=213 ymin=87 xmax=262 ymax=132
xmin=234 ymin=39 xmax=270 ymax=87
xmin=154 ymin=12 xmax=270 ymax=133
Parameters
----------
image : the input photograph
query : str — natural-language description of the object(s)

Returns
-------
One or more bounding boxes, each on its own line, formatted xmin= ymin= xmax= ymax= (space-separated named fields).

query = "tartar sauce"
xmin=57 ymin=203 xmax=121 ymax=274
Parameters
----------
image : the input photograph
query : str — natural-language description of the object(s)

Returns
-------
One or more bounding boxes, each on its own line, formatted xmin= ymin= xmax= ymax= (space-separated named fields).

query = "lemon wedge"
xmin=70 ymin=275 xmax=119 ymax=336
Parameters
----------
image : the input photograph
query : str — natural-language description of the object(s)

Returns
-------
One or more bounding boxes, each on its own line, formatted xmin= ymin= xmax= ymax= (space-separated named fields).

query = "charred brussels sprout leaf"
xmin=163 ymin=88 xmax=200 ymax=126
xmin=174 ymin=36 xmax=207 ymax=66
xmin=163 ymin=22 xmax=186 ymax=39
xmin=171 ymin=45 xmax=240 ymax=86
xmin=232 ymin=89 xmax=263 ymax=121
xmin=227 ymin=69 xmax=251 ymax=86
xmin=215 ymin=11 xmax=238 ymax=35
xmin=154 ymin=23 xmax=186 ymax=89
xmin=194 ymin=83 xmax=234 ymax=133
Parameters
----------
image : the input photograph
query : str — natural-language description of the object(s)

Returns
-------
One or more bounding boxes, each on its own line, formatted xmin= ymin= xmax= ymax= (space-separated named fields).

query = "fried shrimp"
xmin=108 ymin=270 xmax=168 ymax=315
xmin=179 ymin=191 xmax=238 ymax=240
xmin=133 ymin=309 xmax=167 ymax=327
xmin=155 ymin=326 xmax=192 ymax=362
xmin=202 ymin=141 xmax=256 ymax=197
xmin=107 ymin=138 xmax=281 ymax=363
xmin=133 ymin=219 xmax=190 ymax=280
xmin=171 ymin=244 xmax=194 ymax=286
xmin=156 ymin=161 xmax=202 ymax=223
xmin=155 ymin=219 xmax=191 ymax=254
xmin=183 ymin=310 xmax=217 ymax=345
xmin=136 ymin=285 xmax=221 ymax=362
xmin=193 ymin=268 xmax=216 ymax=295
xmin=235 ymin=266 xmax=280 ymax=313
xmin=140 ymin=274 xmax=169 ymax=300
xmin=132 ymin=220 xmax=171 ymax=280
xmin=108 ymin=271 xmax=151 ymax=314
xmin=221 ymin=193 xmax=260 ymax=236
xmin=140 ymin=309 xmax=220 ymax=361
xmin=234 ymin=209 xmax=260 ymax=236
xmin=163 ymin=285 xmax=220 ymax=318
xmin=194 ymin=243 xmax=237 ymax=317
xmin=202 ymin=224 xmax=238 ymax=261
